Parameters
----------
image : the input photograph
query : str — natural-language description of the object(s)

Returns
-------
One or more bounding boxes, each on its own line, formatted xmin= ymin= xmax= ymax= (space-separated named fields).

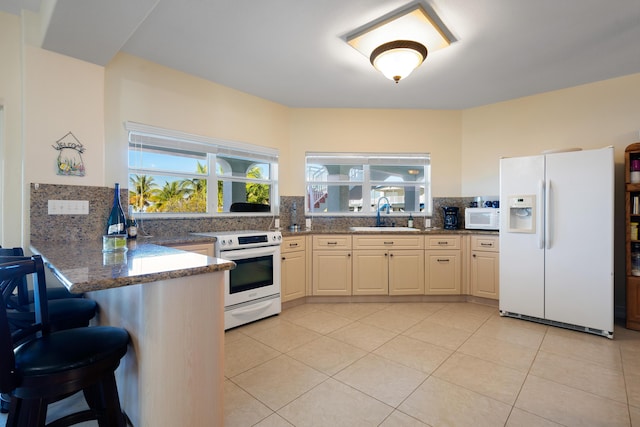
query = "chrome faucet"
xmin=376 ymin=197 xmax=391 ymax=227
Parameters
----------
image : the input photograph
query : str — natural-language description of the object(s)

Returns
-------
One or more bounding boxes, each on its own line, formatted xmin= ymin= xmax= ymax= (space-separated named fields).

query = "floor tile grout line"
xmin=504 ymin=322 xmax=550 ymax=426
xmin=620 ymin=343 xmax=636 ymax=424
xmin=225 ymin=301 xmax=639 ymax=426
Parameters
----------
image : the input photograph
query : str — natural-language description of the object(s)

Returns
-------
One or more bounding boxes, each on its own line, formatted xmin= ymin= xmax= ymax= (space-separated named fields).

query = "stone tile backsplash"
xmin=30 ymin=184 xmax=476 ymax=241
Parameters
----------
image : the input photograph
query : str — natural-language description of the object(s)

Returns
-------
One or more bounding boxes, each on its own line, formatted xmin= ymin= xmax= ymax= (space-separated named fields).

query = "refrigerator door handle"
xmin=538 ymin=179 xmax=545 ymax=249
xmin=545 ymin=179 xmax=552 ymax=249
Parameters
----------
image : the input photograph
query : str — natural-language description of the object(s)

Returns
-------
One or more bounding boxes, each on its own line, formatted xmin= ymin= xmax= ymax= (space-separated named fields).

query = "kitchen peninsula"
xmin=30 ymin=239 xmax=234 ymax=427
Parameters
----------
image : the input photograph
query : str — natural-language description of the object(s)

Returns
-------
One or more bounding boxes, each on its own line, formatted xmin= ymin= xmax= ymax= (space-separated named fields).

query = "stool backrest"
xmin=0 ymin=256 xmax=50 ymax=393
xmin=0 ymin=247 xmax=28 ymax=306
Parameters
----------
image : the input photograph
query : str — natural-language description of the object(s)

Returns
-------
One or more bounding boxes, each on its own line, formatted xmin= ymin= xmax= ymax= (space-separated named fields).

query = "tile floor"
xmin=225 ymin=302 xmax=640 ymax=427
xmin=2 ymin=301 xmax=639 ymax=426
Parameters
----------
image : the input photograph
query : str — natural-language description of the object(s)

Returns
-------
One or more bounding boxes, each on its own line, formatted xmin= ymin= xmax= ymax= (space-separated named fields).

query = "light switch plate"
xmin=48 ymin=200 xmax=89 ymax=215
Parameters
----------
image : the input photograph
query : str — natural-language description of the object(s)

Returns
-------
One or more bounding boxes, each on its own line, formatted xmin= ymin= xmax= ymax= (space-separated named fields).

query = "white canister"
xmin=632 ymin=171 xmax=640 ymax=183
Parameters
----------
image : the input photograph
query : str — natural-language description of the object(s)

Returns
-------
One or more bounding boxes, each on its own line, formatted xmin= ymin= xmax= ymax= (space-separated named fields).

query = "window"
xmin=127 ymin=122 xmax=278 ymax=215
xmin=305 ymin=153 xmax=431 ymax=215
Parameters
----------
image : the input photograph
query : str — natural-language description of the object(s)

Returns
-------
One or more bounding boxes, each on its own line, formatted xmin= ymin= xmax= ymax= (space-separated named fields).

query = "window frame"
xmin=305 ymin=152 xmax=431 ymax=216
xmin=127 ymin=122 xmax=279 ymax=217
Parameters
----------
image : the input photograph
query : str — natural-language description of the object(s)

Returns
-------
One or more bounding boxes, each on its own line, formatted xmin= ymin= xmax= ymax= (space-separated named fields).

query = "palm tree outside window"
xmin=127 ymin=122 xmax=278 ymax=216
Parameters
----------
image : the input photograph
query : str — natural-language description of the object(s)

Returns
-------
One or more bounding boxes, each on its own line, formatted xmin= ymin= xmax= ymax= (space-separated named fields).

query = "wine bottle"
xmin=106 ymin=183 xmax=126 ymax=235
xmin=127 ymin=205 xmax=138 ymax=239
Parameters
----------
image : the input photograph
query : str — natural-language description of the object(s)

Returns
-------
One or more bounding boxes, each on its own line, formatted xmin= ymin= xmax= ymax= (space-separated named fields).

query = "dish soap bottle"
xmin=408 ymin=214 xmax=414 ymax=228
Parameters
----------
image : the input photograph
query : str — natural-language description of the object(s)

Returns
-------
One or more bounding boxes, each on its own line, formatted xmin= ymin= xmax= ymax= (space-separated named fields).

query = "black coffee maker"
xmin=442 ymin=207 xmax=459 ymax=230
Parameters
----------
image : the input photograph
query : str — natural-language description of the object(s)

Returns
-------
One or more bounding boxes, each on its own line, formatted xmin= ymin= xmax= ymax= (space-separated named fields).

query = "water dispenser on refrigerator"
xmin=507 ymin=195 xmax=536 ymax=233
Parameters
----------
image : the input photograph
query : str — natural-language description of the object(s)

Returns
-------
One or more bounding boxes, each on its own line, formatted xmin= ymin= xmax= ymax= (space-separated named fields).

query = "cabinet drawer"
xmin=426 ymin=235 xmax=461 ymax=250
xmin=470 ymin=235 xmax=499 ymax=252
xmin=282 ymin=236 xmax=306 ymax=253
xmin=313 ymin=235 xmax=352 ymax=250
xmin=353 ymin=235 xmax=423 ymax=250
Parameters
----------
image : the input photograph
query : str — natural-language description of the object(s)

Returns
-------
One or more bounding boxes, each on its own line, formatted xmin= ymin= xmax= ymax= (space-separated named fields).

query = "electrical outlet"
xmin=48 ymin=200 xmax=89 ymax=215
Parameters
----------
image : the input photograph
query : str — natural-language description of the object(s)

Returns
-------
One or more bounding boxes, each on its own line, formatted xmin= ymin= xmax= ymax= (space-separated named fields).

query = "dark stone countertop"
xmin=280 ymin=228 xmax=499 ymax=237
xmin=30 ymin=238 xmax=234 ymax=294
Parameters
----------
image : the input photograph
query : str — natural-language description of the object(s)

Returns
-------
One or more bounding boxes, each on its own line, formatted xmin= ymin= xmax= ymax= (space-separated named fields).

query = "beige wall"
xmin=461 ymin=73 xmax=640 ymax=196
xmin=0 ymin=12 xmax=23 ymax=246
xmin=104 ymin=53 xmax=290 ymax=187
xmin=23 ymin=45 xmax=105 ymax=187
xmin=289 ymin=109 xmax=462 ymax=197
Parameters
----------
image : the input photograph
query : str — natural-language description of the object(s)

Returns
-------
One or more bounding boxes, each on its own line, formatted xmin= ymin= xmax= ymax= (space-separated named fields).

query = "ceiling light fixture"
xmin=345 ymin=2 xmax=453 ymax=83
xmin=370 ymin=40 xmax=428 ymax=83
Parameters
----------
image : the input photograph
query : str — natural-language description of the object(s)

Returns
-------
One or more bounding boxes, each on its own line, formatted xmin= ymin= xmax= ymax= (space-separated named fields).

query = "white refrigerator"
xmin=499 ymin=147 xmax=614 ymax=338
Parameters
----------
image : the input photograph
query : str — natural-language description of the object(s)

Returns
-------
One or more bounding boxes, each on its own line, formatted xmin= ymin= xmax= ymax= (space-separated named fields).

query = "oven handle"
xmin=218 ymin=245 xmax=279 ymax=260
xmin=230 ymin=299 xmax=275 ymax=316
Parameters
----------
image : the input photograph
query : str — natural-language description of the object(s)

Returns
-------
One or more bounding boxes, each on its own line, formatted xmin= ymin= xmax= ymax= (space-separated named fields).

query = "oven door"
xmin=220 ymin=245 xmax=281 ymax=308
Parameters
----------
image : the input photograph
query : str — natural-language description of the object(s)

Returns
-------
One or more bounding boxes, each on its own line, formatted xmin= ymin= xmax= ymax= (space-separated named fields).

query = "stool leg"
xmin=12 ymin=398 xmax=47 ymax=427
xmin=98 ymin=373 xmax=126 ymax=427
xmin=5 ymin=396 xmax=19 ymax=427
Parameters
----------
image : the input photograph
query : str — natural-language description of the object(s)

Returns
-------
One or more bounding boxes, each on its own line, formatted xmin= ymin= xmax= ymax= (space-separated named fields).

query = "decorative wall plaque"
xmin=53 ymin=131 xmax=86 ymax=176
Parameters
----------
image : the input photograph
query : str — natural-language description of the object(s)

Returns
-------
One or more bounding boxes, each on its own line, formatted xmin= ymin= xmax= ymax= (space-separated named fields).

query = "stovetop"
xmin=192 ymin=230 xmax=282 ymax=250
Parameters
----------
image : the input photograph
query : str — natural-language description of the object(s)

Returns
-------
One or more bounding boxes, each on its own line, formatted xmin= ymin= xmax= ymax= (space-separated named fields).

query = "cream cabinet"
xmin=425 ymin=235 xmax=461 ymax=295
xmin=281 ymin=236 xmax=307 ymax=302
xmin=312 ymin=235 xmax=352 ymax=296
xmin=469 ymin=235 xmax=499 ymax=299
xmin=352 ymin=235 xmax=424 ymax=295
xmin=168 ymin=242 xmax=214 ymax=257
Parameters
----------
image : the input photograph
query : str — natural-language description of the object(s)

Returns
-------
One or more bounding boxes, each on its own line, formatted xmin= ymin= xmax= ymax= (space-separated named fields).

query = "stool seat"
xmin=10 ymin=287 xmax=82 ymax=305
xmin=9 ymin=298 xmax=97 ymax=334
xmin=15 ymin=326 xmax=129 ymax=383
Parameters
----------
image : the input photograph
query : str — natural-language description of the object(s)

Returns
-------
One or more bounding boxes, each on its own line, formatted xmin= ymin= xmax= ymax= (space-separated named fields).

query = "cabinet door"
xmin=425 ymin=251 xmax=461 ymax=295
xmin=352 ymin=250 xmax=389 ymax=295
xmin=389 ymin=249 xmax=425 ymax=295
xmin=282 ymin=250 xmax=306 ymax=302
xmin=312 ymin=250 xmax=352 ymax=296
xmin=470 ymin=251 xmax=499 ymax=299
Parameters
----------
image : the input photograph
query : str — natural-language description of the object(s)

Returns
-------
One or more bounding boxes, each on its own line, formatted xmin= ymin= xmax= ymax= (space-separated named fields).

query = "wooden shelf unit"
xmin=625 ymin=142 xmax=640 ymax=330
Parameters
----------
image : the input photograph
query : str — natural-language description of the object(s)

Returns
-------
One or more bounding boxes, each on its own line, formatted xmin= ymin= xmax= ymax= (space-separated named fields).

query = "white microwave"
xmin=465 ymin=208 xmax=500 ymax=230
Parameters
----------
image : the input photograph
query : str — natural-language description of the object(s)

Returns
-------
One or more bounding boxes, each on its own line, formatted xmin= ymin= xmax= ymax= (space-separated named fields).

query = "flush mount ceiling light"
xmin=370 ymin=40 xmax=428 ymax=83
xmin=346 ymin=2 xmax=453 ymax=83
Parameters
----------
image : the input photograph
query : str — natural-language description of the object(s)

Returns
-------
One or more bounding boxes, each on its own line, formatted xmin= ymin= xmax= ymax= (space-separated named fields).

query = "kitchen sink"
xmin=349 ymin=226 xmax=419 ymax=232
